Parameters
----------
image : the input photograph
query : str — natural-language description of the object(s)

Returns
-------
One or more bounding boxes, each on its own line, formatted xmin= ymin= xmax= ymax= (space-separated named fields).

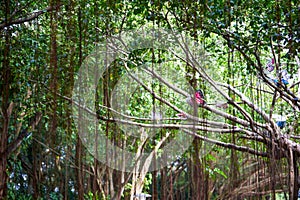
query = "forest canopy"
xmin=1 ymin=0 xmax=300 ymax=199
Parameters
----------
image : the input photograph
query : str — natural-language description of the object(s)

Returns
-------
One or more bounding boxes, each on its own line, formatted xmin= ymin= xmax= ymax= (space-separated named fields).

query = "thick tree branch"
xmin=183 ymin=129 xmax=268 ymax=157
xmin=0 ymin=4 xmax=62 ymax=29
xmin=6 ymin=112 xmax=42 ymax=157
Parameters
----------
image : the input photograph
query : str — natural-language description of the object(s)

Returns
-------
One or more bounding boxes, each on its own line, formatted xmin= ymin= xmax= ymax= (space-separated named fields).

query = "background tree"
xmin=1 ymin=0 xmax=300 ymax=199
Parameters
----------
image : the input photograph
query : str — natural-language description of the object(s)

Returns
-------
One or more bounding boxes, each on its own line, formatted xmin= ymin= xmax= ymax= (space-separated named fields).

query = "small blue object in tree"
xmin=276 ymin=121 xmax=286 ymax=129
xmin=272 ymin=114 xmax=287 ymax=129
xmin=272 ymin=78 xmax=289 ymax=86
xmin=271 ymin=70 xmax=290 ymax=86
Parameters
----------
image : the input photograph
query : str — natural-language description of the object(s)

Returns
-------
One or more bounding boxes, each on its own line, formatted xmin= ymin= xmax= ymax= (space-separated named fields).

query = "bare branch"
xmin=0 ymin=4 xmax=62 ymax=29
xmin=183 ymin=129 xmax=268 ymax=157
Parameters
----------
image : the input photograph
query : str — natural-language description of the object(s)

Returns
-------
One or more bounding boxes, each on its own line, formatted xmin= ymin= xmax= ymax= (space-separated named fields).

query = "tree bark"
xmin=191 ymin=139 xmax=207 ymax=200
xmin=0 ymin=1 xmax=11 ymax=196
xmin=75 ymin=137 xmax=84 ymax=200
xmin=289 ymin=150 xmax=299 ymax=200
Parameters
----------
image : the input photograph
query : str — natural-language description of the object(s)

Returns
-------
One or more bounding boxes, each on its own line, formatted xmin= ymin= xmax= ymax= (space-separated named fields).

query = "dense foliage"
xmin=1 ymin=0 xmax=300 ymax=199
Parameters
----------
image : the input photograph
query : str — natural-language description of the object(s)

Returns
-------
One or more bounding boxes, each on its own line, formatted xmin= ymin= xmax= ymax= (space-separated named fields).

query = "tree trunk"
xmin=75 ymin=137 xmax=84 ymax=200
xmin=152 ymin=159 xmax=158 ymax=200
xmin=191 ymin=139 xmax=207 ymax=200
xmin=160 ymin=167 xmax=167 ymax=200
xmin=0 ymin=124 xmax=9 ymax=199
xmin=289 ymin=150 xmax=299 ymax=200
xmin=0 ymin=1 xmax=11 ymax=196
